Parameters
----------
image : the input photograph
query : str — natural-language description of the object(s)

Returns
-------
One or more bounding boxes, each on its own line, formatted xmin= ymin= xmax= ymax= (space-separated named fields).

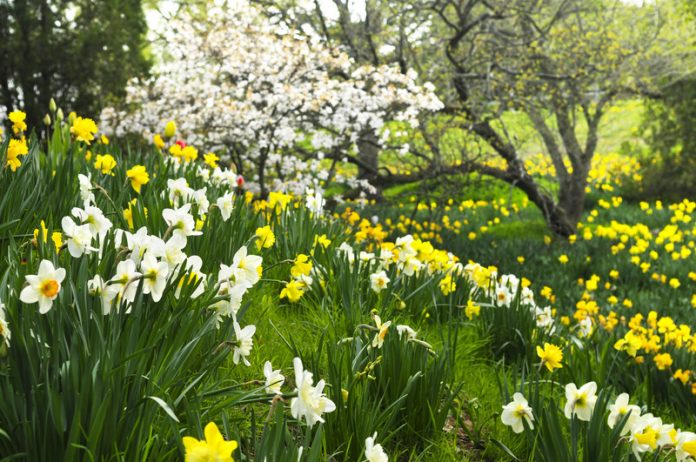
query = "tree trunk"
xmin=356 ymin=129 xmax=382 ymax=199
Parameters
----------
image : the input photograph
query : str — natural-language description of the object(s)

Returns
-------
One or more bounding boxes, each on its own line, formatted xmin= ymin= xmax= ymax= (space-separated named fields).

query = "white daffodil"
xmin=167 ymin=178 xmax=193 ymax=206
xmin=608 ymin=393 xmax=641 ymax=434
xmin=140 ymin=253 xmax=169 ymax=302
xmin=87 ymin=275 xmax=120 ymax=315
xmin=123 ymin=226 xmax=150 ymax=264
xmin=494 ymin=285 xmax=512 ymax=307
xmin=78 ymin=173 xmax=95 ymax=206
xmin=564 ymin=381 xmax=598 ymax=422
xmin=359 ymin=251 xmax=375 ymax=263
xmin=337 ymin=242 xmax=355 ymax=264
xmin=675 ymin=431 xmax=696 ymax=462
xmin=396 ymin=324 xmax=417 ymax=340
xmin=370 ymin=271 xmax=390 ymax=293
xmin=61 ymin=216 xmax=97 ymax=258
xmin=263 ymin=361 xmax=285 ymax=395
xmin=192 ymin=187 xmax=209 ymax=215
xmin=163 ymin=234 xmax=187 ymax=270
xmin=364 ymin=432 xmax=388 ymax=462
xmin=395 ymin=235 xmax=417 ymax=260
xmin=629 ymin=413 xmax=664 ymax=460
xmin=305 ymin=189 xmax=325 ymax=215
xmin=372 ymin=314 xmax=392 ymax=349
xmin=162 ymin=203 xmax=202 ymax=239
xmin=110 ymin=259 xmax=142 ymax=304
xmin=19 ymin=259 xmax=66 ymax=314
xmin=501 ymin=393 xmax=534 ymax=434
xmin=216 ymin=191 xmax=235 ymax=222
xmin=71 ymin=206 xmax=112 ymax=239
xmin=290 ymin=357 xmax=336 ymax=427
xmin=226 ymin=246 xmax=262 ymax=289
xmin=0 ymin=298 xmax=10 ymax=347
xmin=232 ymin=321 xmax=255 ymax=366
xmin=401 ymin=256 xmax=421 ymax=276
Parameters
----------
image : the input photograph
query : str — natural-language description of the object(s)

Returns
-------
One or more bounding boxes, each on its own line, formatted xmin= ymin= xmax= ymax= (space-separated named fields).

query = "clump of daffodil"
xmin=126 ymin=165 xmax=150 ymax=193
xmin=70 ymin=117 xmax=98 ymax=144
xmin=182 ymin=421 xmax=237 ymax=462
xmin=536 ymin=342 xmax=563 ymax=372
xmin=255 ymin=226 xmax=275 ymax=250
xmin=94 ymin=154 xmax=117 ymax=175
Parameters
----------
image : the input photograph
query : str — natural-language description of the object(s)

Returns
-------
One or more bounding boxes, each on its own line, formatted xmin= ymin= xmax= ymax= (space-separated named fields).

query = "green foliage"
xmin=638 ymin=79 xmax=696 ymax=200
xmin=0 ymin=0 xmax=150 ymax=127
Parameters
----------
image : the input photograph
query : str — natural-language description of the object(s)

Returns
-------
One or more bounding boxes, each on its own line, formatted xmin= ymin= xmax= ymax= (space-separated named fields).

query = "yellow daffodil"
xmin=204 ymin=152 xmax=219 ymax=168
xmin=536 ymin=343 xmax=563 ymax=372
xmin=182 ymin=422 xmax=237 ymax=462
xmin=255 ymin=226 xmax=275 ymax=250
xmin=94 ymin=154 xmax=117 ymax=175
xmin=290 ymin=254 xmax=312 ymax=278
xmin=279 ymin=279 xmax=305 ymax=303
xmin=6 ymin=138 xmax=29 ymax=171
xmin=9 ymin=110 xmax=27 ymax=134
xmin=70 ymin=117 xmax=98 ymax=144
xmin=126 ymin=165 xmax=150 ymax=193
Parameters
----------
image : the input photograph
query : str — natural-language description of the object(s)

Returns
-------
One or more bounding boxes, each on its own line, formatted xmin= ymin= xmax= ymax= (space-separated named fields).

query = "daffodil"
xmin=364 ymin=433 xmax=388 ymax=462
xmin=501 ymin=393 xmax=534 ymax=433
xmin=163 ymin=204 xmax=202 ymax=239
xmin=232 ymin=321 xmax=255 ymax=366
xmin=6 ymin=138 xmax=29 ymax=171
xmin=536 ymin=343 xmax=563 ymax=372
xmin=153 ymin=134 xmax=165 ymax=150
xmin=290 ymin=254 xmax=312 ymax=278
xmin=263 ymin=361 xmax=285 ymax=395
xmin=126 ymin=165 xmax=150 ymax=193
xmin=372 ymin=314 xmax=391 ymax=348
xmin=204 ymin=152 xmax=219 ymax=168
xmin=564 ymin=381 xmax=597 ymax=421
xmin=9 ymin=110 xmax=27 ymax=134
xmin=290 ymin=357 xmax=336 ymax=427
xmin=607 ymin=393 xmax=641 ymax=434
xmin=19 ymin=260 xmax=66 ymax=314
xmin=0 ymin=299 xmax=11 ymax=347
xmin=182 ymin=422 xmax=237 ymax=462
xmin=465 ymin=299 xmax=480 ymax=320
xmin=279 ymin=279 xmax=305 ymax=303
xmin=140 ymin=253 xmax=169 ymax=302
xmin=255 ymin=226 xmax=275 ymax=250
xmin=70 ymin=117 xmax=98 ymax=144
xmin=370 ymin=271 xmax=390 ymax=293
xmin=94 ymin=154 xmax=117 ymax=175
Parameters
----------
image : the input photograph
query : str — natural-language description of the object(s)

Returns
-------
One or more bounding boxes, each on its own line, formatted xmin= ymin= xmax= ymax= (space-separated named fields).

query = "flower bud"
xmin=68 ymin=111 xmax=76 ymax=123
xmin=43 ymin=114 xmax=51 ymax=126
xmin=56 ymin=108 xmax=64 ymax=121
xmin=236 ymin=175 xmax=245 ymax=189
xmin=164 ymin=120 xmax=176 ymax=139
xmin=49 ymin=98 xmax=57 ymax=112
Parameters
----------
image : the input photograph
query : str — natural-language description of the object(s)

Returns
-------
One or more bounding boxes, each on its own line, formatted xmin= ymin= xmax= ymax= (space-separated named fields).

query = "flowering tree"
xmin=100 ymin=0 xmax=442 ymax=197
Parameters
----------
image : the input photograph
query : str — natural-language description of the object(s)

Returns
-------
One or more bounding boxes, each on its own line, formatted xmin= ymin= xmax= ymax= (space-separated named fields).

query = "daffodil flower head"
xmin=182 ymin=421 xmax=237 ymax=462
